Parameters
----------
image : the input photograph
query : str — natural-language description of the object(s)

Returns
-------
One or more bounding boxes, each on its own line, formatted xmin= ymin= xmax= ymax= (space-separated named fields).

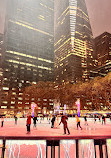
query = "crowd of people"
xmin=25 ymin=113 xmax=110 ymax=134
xmin=0 ymin=113 xmax=110 ymax=135
xmin=25 ymin=113 xmax=108 ymax=134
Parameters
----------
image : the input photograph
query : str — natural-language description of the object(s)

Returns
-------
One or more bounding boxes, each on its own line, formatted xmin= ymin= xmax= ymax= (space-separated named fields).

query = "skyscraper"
xmin=54 ymin=0 xmax=95 ymax=83
xmin=0 ymin=33 xmax=4 ymax=107
xmin=1 ymin=0 xmax=54 ymax=110
xmin=95 ymin=32 xmax=111 ymax=67
xmin=90 ymin=32 xmax=111 ymax=78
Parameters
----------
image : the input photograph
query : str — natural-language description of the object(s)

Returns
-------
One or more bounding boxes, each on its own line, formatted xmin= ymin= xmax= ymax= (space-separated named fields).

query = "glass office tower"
xmin=54 ymin=0 xmax=95 ymax=83
xmin=1 ymin=0 xmax=54 ymax=109
xmin=0 ymin=34 xmax=4 ymax=107
xmin=90 ymin=32 xmax=111 ymax=78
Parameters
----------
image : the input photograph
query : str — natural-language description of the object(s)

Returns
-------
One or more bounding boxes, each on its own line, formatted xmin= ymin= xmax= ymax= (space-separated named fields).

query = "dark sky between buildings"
xmin=85 ymin=0 xmax=111 ymax=37
xmin=0 ymin=0 xmax=111 ymax=38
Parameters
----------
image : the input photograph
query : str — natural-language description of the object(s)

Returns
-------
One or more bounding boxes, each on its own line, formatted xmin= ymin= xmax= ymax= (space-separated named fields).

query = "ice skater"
xmin=75 ymin=115 xmax=82 ymax=130
xmin=110 ymin=115 xmax=111 ymax=122
xmin=51 ymin=115 xmax=56 ymax=128
xmin=59 ymin=114 xmax=70 ymax=135
xmin=14 ymin=115 xmax=18 ymax=125
xmin=102 ymin=115 xmax=106 ymax=125
xmin=1 ymin=116 xmax=4 ymax=127
xmin=56 ymin=115 xmax=59 ymax=128
xmin=49 ymin=115 xmax=52 ymax=124
xmin=98 ymin=115 xmax=101 ymax=122
xmin=26 ymin=114 xmax=31 ymax=134
xmin=84 ymin=116 xmax=88 ymax=125
xmin=94 ymin=115 xmax=96 ymax=123
xmin=33 ymin=115 xmax=37 ymax=129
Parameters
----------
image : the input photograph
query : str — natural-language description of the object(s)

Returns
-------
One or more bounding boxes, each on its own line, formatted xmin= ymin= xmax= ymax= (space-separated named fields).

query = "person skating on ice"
xmin=75 ymin=115 xmax=82 ymax=130
xmin=1 ymin=116 xmax=4 ymax=127
xmin=26 ymin=114 xmax=31 ymax=134
xmin=84 ymin=115 xmax=88 ymax=125
xmin=33 ymin=115 xmax=37 ymax=129
xmin=51 ymin=115 xmax=56 ymax=128
xmin=59 ymin=114 xmax=70 ymax=135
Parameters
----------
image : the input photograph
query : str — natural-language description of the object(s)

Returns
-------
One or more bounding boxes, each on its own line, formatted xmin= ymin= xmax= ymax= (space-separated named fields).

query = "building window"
xmin=11 ymin=101 xmax=15 ymax=104
xmin=18 ymin=97 xmax=23 ymax=100
xmin=2 ymin=87 xmax=9 ymax=90
xmin=10 ymin=106 xmax=14 ymax=108
xmin=1 ymin=106 xmax=7 ymax=109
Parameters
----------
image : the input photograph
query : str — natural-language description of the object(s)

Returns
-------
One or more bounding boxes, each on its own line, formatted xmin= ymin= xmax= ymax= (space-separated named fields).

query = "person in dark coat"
xmin=59 ymin=114 xmax=70 ymax=135
xmin=51 ymin=115 xmax=56 ymax=128
xmin=14 ymin=116 xmax=18 ymax=125
xmin=1 ymin=117 xmax=4 ymax=127
xmin=110 ymin=115 xmax=111 ymax=122
xmin=26 ymin=114 xmax=31 ymax=134
xmin=33 ymin=115 xmax=37 ymax=129
xmin=102 ymin=115 xmax=106 ymax=125
xmin=84 ymin=116 xmax=88 ymax=125
xmin=94 ymin=115 xmax=96 ymax=123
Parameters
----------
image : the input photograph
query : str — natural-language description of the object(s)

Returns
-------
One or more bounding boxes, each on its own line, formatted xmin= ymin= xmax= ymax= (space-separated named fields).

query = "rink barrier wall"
xmin=0 ymin=135 xmax=111 ymax=158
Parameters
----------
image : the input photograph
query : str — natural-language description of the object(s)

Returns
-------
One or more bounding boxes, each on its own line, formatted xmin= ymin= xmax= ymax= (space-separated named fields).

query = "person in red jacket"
xmin=59 ymin=114 xmax=70 ymax=135
xmin=26 ymin=114 xmax=31 ymax=134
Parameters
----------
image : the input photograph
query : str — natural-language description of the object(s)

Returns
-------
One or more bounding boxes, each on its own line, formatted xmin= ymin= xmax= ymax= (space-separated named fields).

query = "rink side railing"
xmin=0 ymin=135 xmax=111 ymax=158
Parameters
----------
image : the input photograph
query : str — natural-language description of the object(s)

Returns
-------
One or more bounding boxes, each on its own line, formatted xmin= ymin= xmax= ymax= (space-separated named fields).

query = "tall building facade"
xmin=90 ymin=32 xmax=111 ymax=78
xmin=1 ymin=0 xmax=54 ymax=110
xmin=0 ymin=34 xmax=4 ymax=107
xmin=54 ymin=0 xmax=95 ymax=83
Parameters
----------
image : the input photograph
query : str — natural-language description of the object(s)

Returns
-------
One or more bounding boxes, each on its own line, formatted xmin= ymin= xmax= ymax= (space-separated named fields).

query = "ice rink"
xmin=0 ymin=117 xmax=111 ymax=137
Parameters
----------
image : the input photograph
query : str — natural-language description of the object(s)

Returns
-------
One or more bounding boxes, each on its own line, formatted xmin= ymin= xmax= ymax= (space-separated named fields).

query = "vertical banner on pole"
xmin=75 ymin=99 xmax=80 ymax=117
xmin=63 ymin=104 xmax=66 ymax=115
xmin=31 ymin=103 xmax=37 ymax=117
xmin=53 ymin=99 xmax=60 ymax=114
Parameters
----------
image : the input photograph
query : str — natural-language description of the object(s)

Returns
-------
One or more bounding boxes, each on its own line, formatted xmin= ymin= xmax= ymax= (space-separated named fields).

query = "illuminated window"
xmin=3 ymin=87 xmax=9 ymax=90
xmin=39 ymin=74 xmax=42 ymax=77
xmin=25 ymin=102 xmax=29 ymax=104
xmin=49 ymin=103 xmax=53 ymax=105
xmin=18 ymin=102 xmax=22 ymax=104
xmin=2 ymin=101 xmax=8 ymax=104
xmin=24 ymin=107 xmax=29 ymax=109
xmin=19 ymin=93 xmax=23 ymax=95
xmin=12 ymin=88 xmax=16 ymax=90
xmin=1 ymin=106 xmax=7 ymax=109
xmin=18 ymin=97 xmax=23 ymax=100
xmin=11 ymin=101 xmax=15 ymax=104
xmin=10 ymin=106 xmax=14 ymax=108
xmin=26 ymin=81 xmax=30 ymax=83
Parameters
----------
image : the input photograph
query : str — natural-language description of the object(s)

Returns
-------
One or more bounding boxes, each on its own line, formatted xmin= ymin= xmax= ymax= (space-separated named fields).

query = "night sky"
xmin=0 ymin=0 xmax=111 ymax=38
xmin=85 ymin=0 xmax=111 ymax=37
xmin=0 ymin=0 xmax=6 ymax=34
